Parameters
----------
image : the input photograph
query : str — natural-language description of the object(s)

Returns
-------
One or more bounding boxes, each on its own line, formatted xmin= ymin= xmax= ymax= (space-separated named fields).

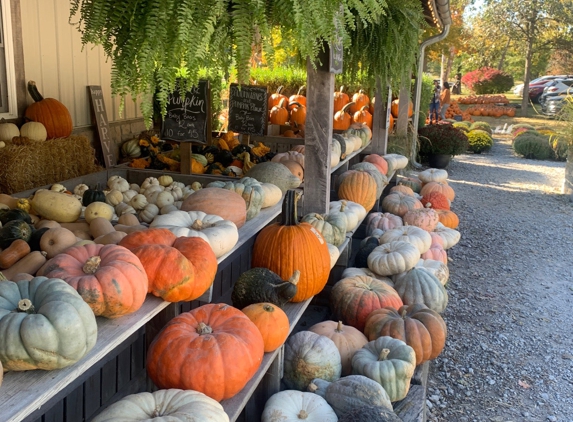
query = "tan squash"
xmin=74 ymin=240 xmax=96 ymax=247
xmin=114 ymin=224 xmax=148 ymax=234
xmin=0 ymin=194 xmax=18 ymax=209
xmin=94 ymin=231 xmax=127 ymax=245
xmin=72 ymin=230 xmax=92 ymax=240
xmin=84 ymin=202 xmax=114 ymax=223
xmin=31 ymin=190 xmax=82 ymax=223
xmin=89 ymin=217 xmax=115 ymax=239
xmin=0 ymin=239 xmax=31 ymax=269
xmin=60 ymin=222 xmax=91 ymax=232
xmin=40 ymin=227 xmax=77 ymax=258
xmin=1 ymin=250 xmax=47 ymax=279
xmin=35 ymin=220 xmax=61 ymax=230
xmin=117 ymin=213 xmax=140 ymax=226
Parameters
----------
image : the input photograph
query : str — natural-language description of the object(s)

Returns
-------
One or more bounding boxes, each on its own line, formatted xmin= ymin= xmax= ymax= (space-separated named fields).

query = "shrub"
xmin=513 ymin=129 xmax=540 ymax=144
xmin=467 ymin=130 xmax=494 ymax=153
xmin=453 ymin=122 xmax=469 ymax=132
xmin=418 ymin=123 xmax=469 ymax=156
xmin=549 ymin=135 xmax=569 ymax=161
xmin=513 ymin=134 xmax=555 ymax=160
xmin=469 ymin=121 xmax=492 ymax=134
xmin=461 ymin=67 xmax=514 ymax=94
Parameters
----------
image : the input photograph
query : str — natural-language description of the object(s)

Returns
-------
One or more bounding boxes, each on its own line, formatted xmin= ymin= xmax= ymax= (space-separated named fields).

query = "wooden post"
xmin=371 ymin=77 xmax=392 ymax=155
xmin=303 ymin=58 xmax=334 ymax=215
xmin=180 ymin=143 xmax=192 ymax=174
xmin=396 ymin=77 xmax=411 ymax=137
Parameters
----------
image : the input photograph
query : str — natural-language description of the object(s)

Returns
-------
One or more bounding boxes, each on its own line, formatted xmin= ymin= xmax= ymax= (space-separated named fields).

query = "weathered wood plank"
xmin=303 ymin=59 xmax=334 ymax=215
xmin=394 ymin=385 xmax=426 ymax=422
xmin=412 ymin=362 xmax=429 ymax=387
xmin=84 ymin=370 xmax=101 ymax=421
xmin=42 ymin=400 xmax=64 ymax=422
xmin=64 ymin=385 xmax=83 ymax=422
xmin=101 ymin=359 xmax=118 ymax=404
xmin=371 ymin=79 xmax=392 ymax=155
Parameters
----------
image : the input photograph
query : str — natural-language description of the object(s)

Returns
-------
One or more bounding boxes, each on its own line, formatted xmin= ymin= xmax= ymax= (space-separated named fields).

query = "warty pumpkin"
xmin=40 ymin=243 xmax=148 ymax=318
xmin=119 ymin=228 xmax=217 ymax=302
xmin=330 ymin=275 xmax=403 ymax=332
xmin=252 ymin=190 xmax=330 ymax=302
xmin=147 ymin=303 xmax=264 ymax=401
xmin=421 ymin=191 xmax=450 ymax=211
xmin=24 ymin=81 xmax=73 ymax=139
xmin=0 ymin=276 xmax=97 ymax=370
xmin=403 ymin=208 xmax=440 ymax=232
xmin=231 ymin=267 xmax=300 ymax=309
xmin=242 ymin=302 xmax=290 ymax=352
xmin=364 ymin=304 xmax=447 ymax=365
xmin=365 ymin=212 xmax=403 ymax=237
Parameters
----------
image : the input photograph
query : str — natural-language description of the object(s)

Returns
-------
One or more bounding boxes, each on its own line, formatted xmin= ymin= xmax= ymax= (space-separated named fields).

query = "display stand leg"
xmin=145 ymin=303 xmax=179 ymax=391
xmin=180 ymin=143 xmax=192 ymax=174
xmin=372 ymin=77 xmax=391 ymax=155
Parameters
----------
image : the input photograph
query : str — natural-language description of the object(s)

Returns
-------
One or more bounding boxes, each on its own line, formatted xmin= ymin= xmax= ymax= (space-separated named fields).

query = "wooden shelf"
xmin=330 ymin=141 xmax=372 ymax=173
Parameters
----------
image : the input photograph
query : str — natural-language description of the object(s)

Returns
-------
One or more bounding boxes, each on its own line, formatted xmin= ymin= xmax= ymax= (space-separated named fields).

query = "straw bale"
xmin=0 ymin=136 xmax=102 ymax=194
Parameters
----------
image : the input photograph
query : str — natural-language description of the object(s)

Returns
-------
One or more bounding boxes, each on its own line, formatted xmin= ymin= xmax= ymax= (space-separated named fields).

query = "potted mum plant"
xmin=418 ymin=122 xmax=469 ymax=168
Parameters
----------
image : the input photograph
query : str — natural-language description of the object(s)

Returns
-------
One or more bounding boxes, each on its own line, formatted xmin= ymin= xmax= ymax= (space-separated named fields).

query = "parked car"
xmin=529 ymin=75 xmax=573 ymax=102
xmin=541 ymin=93 xmax=570 ymax=116
xmin=513 ymin=75 xmax=569 ymax=97
xmin=539 ymin=79 xmax=573 ymax=105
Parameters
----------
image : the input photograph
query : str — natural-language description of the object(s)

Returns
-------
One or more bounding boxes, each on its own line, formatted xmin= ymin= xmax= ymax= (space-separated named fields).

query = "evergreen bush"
xmin=513 ymin=134 xmax=555 ymax=160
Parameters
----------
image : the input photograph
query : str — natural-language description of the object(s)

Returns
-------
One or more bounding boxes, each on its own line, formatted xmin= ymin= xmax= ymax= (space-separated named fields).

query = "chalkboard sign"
xmin=228 ymin=84 xmax=268 ymax=135
xmin=162 ymin=80 xmax=210 ymax=144
xmin=318 ymin=40 xmax=343 ymax=74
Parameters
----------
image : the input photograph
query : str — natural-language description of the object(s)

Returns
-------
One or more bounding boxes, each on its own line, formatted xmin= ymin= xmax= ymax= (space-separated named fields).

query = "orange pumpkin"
xmin=436 ymin=209 xmax=459 ymax=229
xmin=289 ymin=101 xmax=306 ymax=126
xmin=147 ymin=303 xmax=264 ymax=401
xmin=25 ymin=81 xmax=73 ymax=139
xmin=420 ymin=181 xmax=455 ymax=202
xmin=40 ymin=243 xmax=148 ymax=318
xmin=268 ymin=86 xmax=288 ymax=110
xmin=333 ymin=86 xmax=350 ymax=113
xmin=242 ymin=302 xmax=289 ymax=352
xmin=388 ymin=113 xmax=395 ymax=131
xmin=119 ymin=228 xmax=217 ymax=302
xmin=421 ymin=191 xmax=450 ymax=210
xmin=289 ymin=86 xmax=307 ymax=108
xmin=252 ymin=190 xmax=330 ymax=302
xmin=337 ymin=170 xmax=378 ymax=212
xmin=350 ymin=89 xmax=370 ymax=114
xmin=390 ymin=99 xmax=413 ymax=118
xmin=180 ymin=187 xmax=247 ymax=228
xmin=269 ymin=98 xmax=289 ymax=125
xmin=363 ymin=154 xmax=388 ymax=175
xmin=353 ymin=105 xmax=373 ymax=129
xmin=333 ymin=102 xmax=354 ymax=130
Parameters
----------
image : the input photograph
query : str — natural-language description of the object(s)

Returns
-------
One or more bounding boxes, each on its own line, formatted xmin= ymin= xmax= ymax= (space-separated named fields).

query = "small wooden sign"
xmin=88 ymin=86 xmax=115 ymax=168
xmin=228 ymin=84 xmax=268 ymax=136
xmin=162 ymin=80 xmax=211 ymax=144
xmin=318 ymin=40 xmax=343 ymax=74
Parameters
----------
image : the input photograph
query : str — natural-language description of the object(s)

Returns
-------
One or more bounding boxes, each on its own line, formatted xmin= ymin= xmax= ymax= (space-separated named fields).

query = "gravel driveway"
xmin=427 ymin=135 xmax=573 ymax=422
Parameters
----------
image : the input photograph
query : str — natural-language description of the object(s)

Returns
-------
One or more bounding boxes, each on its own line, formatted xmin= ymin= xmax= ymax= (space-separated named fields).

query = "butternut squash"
xmin=94 ymin=231 xmax=127 ymax=245
xmin=90 ymin=217 xmax=115 ymax=238
xmin=60 ymin=221 xmax=91 ymax=232
xmin=40 ymin=227 xmax=77 ymax=258
xmin=73 ymin=230 xmax=92 ymax=240
xmin=1 ymin=251 xmax=47 ymax=279
xmin=0 ymin=239 xmax=31 ymax=269
xmin=0 ymin=194 xmax=18 ymax=209
xmin=113 ymin=224 xmax=148 ymax=234
xmin=35 ymin=220 xmax=61 ymax=230
xmin=117 ymin=213 xmax=140 ymax=226
xmin=74 ymin=239 xmax=96 ymax=247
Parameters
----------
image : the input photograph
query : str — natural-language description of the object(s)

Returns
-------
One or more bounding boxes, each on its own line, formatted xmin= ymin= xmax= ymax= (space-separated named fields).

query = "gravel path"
xmin=427 ymin=135 xmax=573 ymax=422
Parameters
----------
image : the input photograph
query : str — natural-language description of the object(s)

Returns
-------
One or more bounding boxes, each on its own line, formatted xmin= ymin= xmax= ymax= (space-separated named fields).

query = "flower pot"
xmin=428 ymin=154 xmax=451 ymax=169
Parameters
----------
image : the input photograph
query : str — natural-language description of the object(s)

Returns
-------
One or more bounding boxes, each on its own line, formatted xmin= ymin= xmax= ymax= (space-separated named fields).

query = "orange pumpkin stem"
xmin=17 ymin=298 xmax=34 ymax=313
xmin=196 ymin=322 xmax=213 ymax=335
xmin=83 ymin=256 xmax=102 ymax=274
xmin=379 ymin=348 xmax=391 ymax=361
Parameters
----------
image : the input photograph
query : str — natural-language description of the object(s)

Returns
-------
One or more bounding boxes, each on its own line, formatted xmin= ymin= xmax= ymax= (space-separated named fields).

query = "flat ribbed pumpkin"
xmin=363 ymin=154 xmax=388 ymax=175
xmin=337 ymin=170 xmax=377 ymax=212
xmin=381 ymin=192 xmax=423 ymax=217
xmin=119 ymin=228 xmax=217 ymax=302
xmin=24 ymin=81 xmax=73 ymax=139
xmin=420 ymin=181 xmax=455 ymax=202
xmin=40 ymin=243 xmax=148 ymax=318
xmin=330 ymin=275 xmax=403 ymax=331
xmin=147 ymin=303 xmax=264 ymax=401
xmin=180 ymin=187 xmax=247 ymax=228
xmin=252 ymin=190 xmax=330 ymax=302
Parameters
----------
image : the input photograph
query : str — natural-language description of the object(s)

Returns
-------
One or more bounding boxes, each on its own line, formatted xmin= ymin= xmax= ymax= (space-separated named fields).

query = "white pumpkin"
xmin=169 ymin=181 xmax=185 ymax=189
xmin=106 ymin=190 xmax=124 ymax=207
xmin=50 ymin=183 xmax=67 ymax=193
xmin=433 ymin=222 xmax=461 ymax=249
xmin=20 ymin=121 xmax=47 ymax=141
xmin=141 ymin=177 xmax=160 ymax=190
xmin=329 ymin=200 xmax=366 ymax=232
xmin=73 ymin=184 xmax=89 ymax=197
xmin=91 ymin=389 xmax=229 ymax=422
xmin=155 ymin=191 xmax=175 ymax=208
xmin=341 ymin=267 xmax=394 ymax=287
xmin=330 ymin=150 xmax=340 ymax=168
xmin=84 ymin=202 xmax=114 ymax=223
xmin=262 ymin=391 xmax=337 ymax=422
xmin=158 ymin=174 xmax=173 ymax=187
xmin=383 ymin=153 xmax=408 ymax=171
xmin=380 ymin=225 xmax=432 ymax=254
xmin=0 ymin=120 xmax=20 ymax=142
xmin=122 ymin=189 xmax=138 ymax=203
xmin=150 ymin=210 xmax=239 ymax=258
xmin=138 ymin=203 xmax=160 ymax=223
xmin=165 ymin=185 xmax=184 ymax=201
xmin=260 ymin=183 xmax=283 ymax=208
xmin=418 ymin=168 xmax=448 ymax=183
xmin=367 ymin=240 xmax=421 ymax=276
xmin=129 ymin=183 xmax=141 ymax=193
xmin=129 ymin=194 xmax=148 ymax=210
xmin=327 ymin=243 xmax=340 ymax=269
xmin=107 ymin=176 xmax=130 ymax=192
xmin=393 ymin=258 xmax=449 ymax=287
xmin=115 ymin=202 xmax=137 ymax=216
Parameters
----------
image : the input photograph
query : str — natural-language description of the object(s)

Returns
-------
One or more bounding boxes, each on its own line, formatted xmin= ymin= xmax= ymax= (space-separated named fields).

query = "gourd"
xmin=381 ymin=192 xmax=423 ymax=217
xmin=31 ymin=190 xmax=82 ymax=223
xmin=0 ymin=118 xmax=20 ymax=142
xmin=283 ymin=331 xmax=342 ymax=390
xmin=91 ymin=389 xmax=230 ymax=422
xmin=418 ymin=168 xmax=448 ymax=183
xmin=367 ymin=241 xmax=421 ymax=277
xmin=206 ymin=178 xmax=265 ymax=221
xmin=39 ymin=227 xmax=77 ymax=258
xmin=260 ymin=183 xmax=282 ymax=208
xmin=138 ymin=203 xmax=160 ymax=223
xmin=0 ymin=220 xmax=34 ymax=249
xmin=307 ymin=375 xmax=392 ymax=417
xmin=364 ymin=304 xmax=447 ymax=365
xmin=365 ymin=212 xmax=403 ymax=237
xmin=115 ymin=202 xmax=137 ymax=216
xmin=94 ymin=231 xmax=127 ymax=245
xmin=20 ymin=122 xmax=47 ymax=141
xmin=245 ymin=162 xmax=302 ymax=194
xmin=301 ymin=212 xmax=346 ymax=246
xmin=402 ymin=208 xmax=440 ymax=232
xmin=380 ymin=225 xmax=432 ymax=254
xmin=24 ymin=81 xmax=73 ymax=138
xmin=82 ymin=185 xmax=106 ymax=206
xmin=123 ymin=189 xmax=139 ymax=203
xmin=130 ymin=194 xmax=148 ymax=210
xmin=141 ymin=177 xmax=159 ymax=190
xmin=351 ymin=336 xmax=416 ymax=402
xmin=84 ymin=202 xmax=114 ymax=224
xmin=105 ymin=189 xmax=124 ymax=206
xmin=329 ymin=200 xmax=366 ymax=232
xmin=147 ymin=303 xmax=264 ymax=401
xmin=0 ymin=250 xmax=47 ymax=280
xmin=118 ymin=213 xmax=140 ymax=226
xmin=262 ymin=391 xmax=337 ymax=422
xmin=252 ymin=190 xmax=330 ymax=302
xmin=0 ymin=239 xmax=31 ymax=269
xmin=150 ymin=210 xmax=239 ymax=258
xmin=119 ymin=229 xmax=217 ymax=302
xmin=0 ymin=208 xmax=32 ymax=226
xmin=40 ymin=243 xmax=148 ymax=318
xmin=181 ymin=187 xmax=247 ymax=229
xmin=0 ymin=276 xmax=97 ymax=370
xmin=330 ymin=275 xmax=402 ymax=331
xmin=107 ymin=176 xmax=130 ymax=193
xmin=158 ymin=175 xmax=173 ymax=187
xmin=393 ymin=268 xmax=448 ymax=313
xmin=120 ymin=139 xmax=141 ymax=159
xmin=309 ymin=320 xmax=368 ymax=376
xmin=155 ymin=191 xmax=175 ymax=209
xmin=232 ymin=267 xmax=300 ymax=309
xmin=242 ymin=302 xmax=290 ymax=352
xmin=338 ymin=405 xmax=402 ymax=422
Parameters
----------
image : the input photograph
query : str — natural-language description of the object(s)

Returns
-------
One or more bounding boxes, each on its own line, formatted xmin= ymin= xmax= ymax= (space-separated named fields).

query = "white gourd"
xmin=141 ymin=177 xmax=159 ymax=190
xmin=129 ymin=183 xmax=141 ymax=193
xmin=130 ymin=194 xmax=148 ymax=210
xmin=106 ymin=190 xmax=124 ymax=207
xmin=138 ymin=203 xmax=160 ymax=223
xmin=107 ymin=176 xmax=130 ymax=192
xmin=155 ymin=191 xmax=175 ymax=208
xmin=73 ymin=184 xmax=89 ymax=197
xmin=158 ymin=175 xmax=173 ymax=187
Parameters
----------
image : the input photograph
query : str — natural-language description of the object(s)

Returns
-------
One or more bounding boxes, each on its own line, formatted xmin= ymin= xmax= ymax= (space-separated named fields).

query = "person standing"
xmin=429 ymin=80 xmax=441 ymax=123
xmin=440 ymin=81 xmax=451 ymax=120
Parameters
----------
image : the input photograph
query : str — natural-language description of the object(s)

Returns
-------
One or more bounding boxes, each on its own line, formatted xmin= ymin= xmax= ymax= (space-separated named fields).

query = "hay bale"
xmin=0 ymin=136 xmax=103 ymax=194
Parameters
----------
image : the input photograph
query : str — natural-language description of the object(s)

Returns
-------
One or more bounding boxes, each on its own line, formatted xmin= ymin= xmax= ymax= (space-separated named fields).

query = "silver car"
xmin=539 ymin=79 xmax=573 ymax=105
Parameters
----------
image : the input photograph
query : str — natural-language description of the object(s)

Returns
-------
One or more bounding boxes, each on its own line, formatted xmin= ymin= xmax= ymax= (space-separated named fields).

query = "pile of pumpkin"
xmin=443 ymin=100 xmax=474 ymax=122
xmin=465 ymin=104 xmax=516 ymax=118
xmin=457 ymin=94 xmax=509 ymax=105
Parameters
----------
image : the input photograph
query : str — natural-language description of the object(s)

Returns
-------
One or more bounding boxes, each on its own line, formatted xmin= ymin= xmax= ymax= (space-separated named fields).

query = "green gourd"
xmin=82 ymin=184 xmax=106 ymax=206
xmin=0 ymin=220 xmax=34 ymax=249
xmin=0 ymin=208 xmax=32 ymax=226
xmin=231 ymin=267 xmax=300 ymax=309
